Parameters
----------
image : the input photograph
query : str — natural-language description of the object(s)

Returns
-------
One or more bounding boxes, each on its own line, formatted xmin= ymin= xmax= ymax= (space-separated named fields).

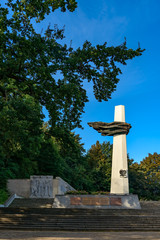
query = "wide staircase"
xmin=0 ymin=200 xmax=160 ymax=231
xmin=8 ymin=198 xmax=54 ymax=208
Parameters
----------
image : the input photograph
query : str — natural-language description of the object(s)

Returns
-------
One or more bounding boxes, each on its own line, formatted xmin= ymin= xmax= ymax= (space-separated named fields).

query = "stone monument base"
xmin=53 ymin=194 xmax=141 ymax=209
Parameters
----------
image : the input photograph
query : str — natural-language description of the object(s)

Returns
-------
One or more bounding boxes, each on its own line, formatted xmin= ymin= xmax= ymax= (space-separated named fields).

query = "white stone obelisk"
xmin=110 ymin=105 xmax=129 ymax=194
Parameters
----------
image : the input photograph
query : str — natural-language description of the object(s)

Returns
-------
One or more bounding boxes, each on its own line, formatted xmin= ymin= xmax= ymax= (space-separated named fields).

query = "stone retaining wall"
xmin=53 ymin=194 xmax=141 ymax=209
xmin=7 ymin=179 xmax=30 ymax=198
xmin=7 ymin=176 xmax=75 ymax=198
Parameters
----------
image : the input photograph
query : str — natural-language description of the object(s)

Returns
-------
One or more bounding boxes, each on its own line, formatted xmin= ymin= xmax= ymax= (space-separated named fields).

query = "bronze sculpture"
xmin=88 ymin=121 xmax=131 ymax=136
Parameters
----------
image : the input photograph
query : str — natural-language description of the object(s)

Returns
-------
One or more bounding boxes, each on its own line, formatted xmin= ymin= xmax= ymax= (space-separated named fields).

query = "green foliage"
xmin=36 ymin=123 xmax=66 ymax=177
xmin=0 ymin=95 xmax=44 ymax=188
xmin=86 ymin=141 xmax=112 ymax=192
xmin=66 ymin=190 xmax=110 ymax=195
xmin=129 ymin=153 xmax=160 ymax=200
xmin=0 ymin=0 xmax=145 ymax=196
xmin=6 ymin=0 xmax=77 ymax=22
xmin=34 ymin=123 xmax=90 ymax=191
xmin=0 ymin=0 xmax=144 ymax=131
xmin=0 ymin=189 xmax=9 ymax=204
xmin=36 ymin=137 xmax=65 ymax=177
xmin=57 ymin=131 xmax=91 ymax=190
xmin=90 ymin=191 xmax=110 ymax=195
xmin=66 ymin=190 xmax=89 ymax=195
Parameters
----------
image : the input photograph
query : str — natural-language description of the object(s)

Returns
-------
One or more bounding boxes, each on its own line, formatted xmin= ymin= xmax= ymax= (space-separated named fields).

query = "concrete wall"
xmin=53 ymin=177 xmax=75 ymax=197
xmin=7 ymin=176 xmax=75 ymax=198
xmin=53 ymin=194 xmax=141 ymax=209
xmin=7 ymin=179 xmax=30 ymax=198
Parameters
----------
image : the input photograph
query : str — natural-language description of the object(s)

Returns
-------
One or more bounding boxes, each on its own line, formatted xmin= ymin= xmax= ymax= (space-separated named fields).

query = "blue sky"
xmin=37 ymin=0 xmax=160 ymax=163
xmin=29 ymin=0 xmax=160 ymax=162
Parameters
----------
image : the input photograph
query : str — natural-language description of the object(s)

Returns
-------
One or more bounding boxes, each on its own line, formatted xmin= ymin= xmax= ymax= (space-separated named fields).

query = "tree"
xmin=140 ymin=153 xmax=160 ymax=199
xmin=36 ymin=135 xmax=66 ymax=178
xmin=129 ymin=153 xmax=160 ymax=200
xmin=0 ymin=0 xmax=144 ymax=132
xmin=57 ymin=132 xmax=90 ymax=190
xmin=35 ymin=122 xmax=90 ymax=190
xmin=129 ymin=159 xmax=147 ymax=198
xmin=86 ymin=141 xmax=112 ymax=191
xmin=0 ymin=94 xmax=44 ymax=187
xmin=0 ymin=0 xmax=144 ymax=194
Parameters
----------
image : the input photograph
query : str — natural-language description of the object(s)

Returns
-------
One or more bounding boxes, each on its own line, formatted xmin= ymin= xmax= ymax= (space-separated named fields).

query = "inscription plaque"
xmin=82 ymin=197 xmax=109 ymax=206
xmin=110 ymin=197 xmax=122 ymax=206
xmin=70 ymin=197 xmax=81 ymax=205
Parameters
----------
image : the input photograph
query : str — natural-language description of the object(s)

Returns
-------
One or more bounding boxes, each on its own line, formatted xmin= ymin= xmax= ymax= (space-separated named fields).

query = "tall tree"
xmin=140 ymin=153 xmax=160 ymax=199
xmin=58 ymin=132 xmax=90 ymax=190
xmin=0 ymin=94 xmax=44 ymax=187
xmin=0 ymin=0 xmax=144 ymax=192
xmin=86 ymin=141 xmax=112 ymax=191
xmin=0 ymin=0 xmax=144 ymax=132
xmin=129 ymin=153 xmax=160 ymax=200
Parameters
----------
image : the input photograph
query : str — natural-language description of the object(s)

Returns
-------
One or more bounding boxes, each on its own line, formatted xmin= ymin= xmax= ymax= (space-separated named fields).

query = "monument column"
xmin=110 ymin=105 xmax=129 ymax=194
xmin=88 ymin=105 xmax=131 ymax=195
xmin=87 ymin=106 xmax=141 ymax=209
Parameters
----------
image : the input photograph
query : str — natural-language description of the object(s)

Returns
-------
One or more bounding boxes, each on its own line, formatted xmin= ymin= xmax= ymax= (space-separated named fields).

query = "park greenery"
xmin=0 ymin=0 xmax=159 ymax=203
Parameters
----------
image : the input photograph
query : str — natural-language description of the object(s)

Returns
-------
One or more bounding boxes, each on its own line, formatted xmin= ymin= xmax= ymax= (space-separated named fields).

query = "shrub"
xmin=66 ymin=190 xmax=88 ymax=195
xmin=0 ymin=189 xmax=9 ymax=204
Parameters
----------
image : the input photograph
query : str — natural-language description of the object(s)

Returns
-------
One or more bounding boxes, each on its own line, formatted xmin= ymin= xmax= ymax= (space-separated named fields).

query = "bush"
xmin=0 ymin=189 xmax=9 ymax=204
xmin=66 ymin=190 xmax=89 ymax=195
xmin=66 ymin=190 xmax=110 ymax=195
xmin=91 ymin=191 xmax=110 ymax=195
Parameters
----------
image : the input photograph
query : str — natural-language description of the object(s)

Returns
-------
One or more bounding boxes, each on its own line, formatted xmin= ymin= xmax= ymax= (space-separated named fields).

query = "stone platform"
xmin=53 ymin=194 xmax=141 ymax=209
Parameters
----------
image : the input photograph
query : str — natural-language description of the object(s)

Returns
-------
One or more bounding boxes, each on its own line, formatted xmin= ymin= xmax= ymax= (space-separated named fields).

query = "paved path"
xmin=0 ymin=231 xmax=160 ymax=240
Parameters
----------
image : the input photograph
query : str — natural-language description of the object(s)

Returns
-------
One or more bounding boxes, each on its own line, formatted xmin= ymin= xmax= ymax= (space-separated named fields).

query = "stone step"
xmin=1 ymin=221 xmax=160 ymax=226
xmin=0 ymin=224 xmax=159 ymax=230
xmin=1 ymin=214 xmax=160 ymax=218
xmin=0 ymin=224 xmax=160 ymax=231
xmin=1 ymin=201 xmax=160 ymax=231
xmin=8 ymin=198 xmax=54 ymax=208
xmin=1 ymin=208 xmax=160 ymax=215
xmin=140 ymin=201 xmax=160 ymax=208
xmin=1 ymin=217 xmax=160 ymax=222
xmin=0 ymin=220 xmax=160 ymax=225
xmin=2 ymin=217 xmax=159 ymax=223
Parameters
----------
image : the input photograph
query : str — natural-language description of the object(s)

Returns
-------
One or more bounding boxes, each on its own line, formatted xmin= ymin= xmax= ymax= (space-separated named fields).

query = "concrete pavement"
xmin=0 ymin=231 xmax=160 ymax=240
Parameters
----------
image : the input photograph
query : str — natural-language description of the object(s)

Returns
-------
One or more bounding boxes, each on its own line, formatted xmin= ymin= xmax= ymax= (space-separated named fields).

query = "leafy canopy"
xmin=86 ymin=141 xmax=112 ymax=191
xmin=0 ymin=94 xmax=44 ymax=186
xmin=0 ymin=1 xmax=146 ymax=195
xmin=129 ymin=153 xmax=160 ymax=200
xmin=0 ymin=0 xmax=145 ymax=131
